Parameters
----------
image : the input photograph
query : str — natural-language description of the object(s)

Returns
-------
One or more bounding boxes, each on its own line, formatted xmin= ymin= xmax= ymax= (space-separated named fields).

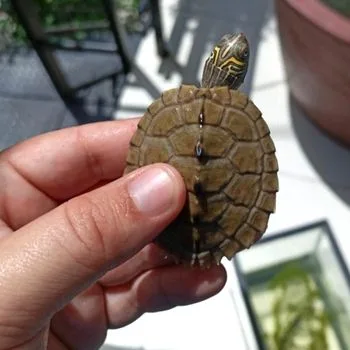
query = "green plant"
xmin=320 ymin=0 xmax=350 ymax=18
xmin=263 ymin=263 xmax=331 ymax=350
xmin=0 ymin=0 xmax=141 ymax=48
xmin=0 ymin=2 xmax=18 ymax=49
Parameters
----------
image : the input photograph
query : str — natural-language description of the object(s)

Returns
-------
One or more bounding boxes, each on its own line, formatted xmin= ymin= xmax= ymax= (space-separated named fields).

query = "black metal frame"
xmin=233 ymin=219 xmax=350 ymax=350
xmin=10 ymin=0 xmax=167 ymax=100
xmin=149 ymin=0 xmax=169 ymax=57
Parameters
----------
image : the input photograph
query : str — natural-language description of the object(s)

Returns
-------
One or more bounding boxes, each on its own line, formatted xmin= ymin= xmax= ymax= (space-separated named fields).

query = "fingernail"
xmin=129 ymin=167 xmax=176 ymax=216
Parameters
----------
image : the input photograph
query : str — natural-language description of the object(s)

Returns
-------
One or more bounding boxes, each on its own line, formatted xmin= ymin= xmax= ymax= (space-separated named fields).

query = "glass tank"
xmin=234 ymin=220 xmax=350 ymax=350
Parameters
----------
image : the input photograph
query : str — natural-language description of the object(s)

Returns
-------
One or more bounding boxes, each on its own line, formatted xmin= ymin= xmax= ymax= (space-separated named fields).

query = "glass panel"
xmin=238 ymin=226 xmax=321 ymax=274
xmin=236 ymin=222 xmax=350 ymax=350
xmin=314 ymin=234 xmax=350 ymax=348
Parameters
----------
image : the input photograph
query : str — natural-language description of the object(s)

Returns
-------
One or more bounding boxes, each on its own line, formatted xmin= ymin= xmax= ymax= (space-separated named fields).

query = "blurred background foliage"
xmin=321 ymin=0 xmax=350 ymax=17
xmin=0 ymin=0 xmax=142 ymax=49
xmin=1 ymin=0 xmax=348 ymax=51
xmin=263 ymin=263 xmax=331 ymax=350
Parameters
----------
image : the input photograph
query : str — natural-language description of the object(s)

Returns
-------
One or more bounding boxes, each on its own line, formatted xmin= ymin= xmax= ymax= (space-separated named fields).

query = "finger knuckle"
xmin=63 ymin=195 xmax=111 ymax=267
xmin=75 ymin=127 xmax=104 ymax=181
xmin=62 ymin=189 xmax=138 ymax=268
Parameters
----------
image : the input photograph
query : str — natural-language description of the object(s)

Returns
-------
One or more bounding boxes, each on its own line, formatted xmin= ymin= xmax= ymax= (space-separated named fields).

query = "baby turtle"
xmin=124 ymin=33 xmax=278 ymax=267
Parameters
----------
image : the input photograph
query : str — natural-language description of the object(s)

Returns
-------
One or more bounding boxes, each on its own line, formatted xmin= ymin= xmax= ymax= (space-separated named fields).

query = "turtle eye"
xmin=242 ymin=49 xmax=249 ymax=58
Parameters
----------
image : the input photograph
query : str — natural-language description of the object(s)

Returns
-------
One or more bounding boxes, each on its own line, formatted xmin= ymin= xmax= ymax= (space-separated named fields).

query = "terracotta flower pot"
xmin=275 ymin=0 xmax=350 ymax=146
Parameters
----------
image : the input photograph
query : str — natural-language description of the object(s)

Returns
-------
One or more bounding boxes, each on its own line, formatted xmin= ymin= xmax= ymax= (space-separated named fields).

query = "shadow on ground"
xmin=158 ymin=0 xmax=274 ymax=95
xmin=115 ymin=0 xmax=275 ymax=116
xmin=0 ymin=27 xmax=145 ymax=150
xmin=289 ymin=95 xmax=350 ymax=206
xmin=0 ymin=0 xmax=274 ymax=150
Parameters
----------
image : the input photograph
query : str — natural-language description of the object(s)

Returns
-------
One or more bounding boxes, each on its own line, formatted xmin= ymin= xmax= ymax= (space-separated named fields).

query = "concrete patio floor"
xmin=0 ymin=20 xmax=146 ymax=150
xmin=104 ymin=0 xmax=350 ymax=349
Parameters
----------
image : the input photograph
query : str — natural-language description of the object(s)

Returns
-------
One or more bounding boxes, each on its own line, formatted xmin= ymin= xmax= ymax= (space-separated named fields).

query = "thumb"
xmin=0 ymin=164 xmax=185 ymax=333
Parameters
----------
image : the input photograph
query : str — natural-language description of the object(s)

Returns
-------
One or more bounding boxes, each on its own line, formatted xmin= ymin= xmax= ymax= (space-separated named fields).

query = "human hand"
xmin=0 ymin=119 xmax=226 ymax=350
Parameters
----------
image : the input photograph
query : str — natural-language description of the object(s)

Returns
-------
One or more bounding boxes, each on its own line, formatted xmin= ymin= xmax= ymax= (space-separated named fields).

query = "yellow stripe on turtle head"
xmin=219 ymin=56 xmax=245 ymax=69
xmin=212 ymin=46 xmax=220 ymax=65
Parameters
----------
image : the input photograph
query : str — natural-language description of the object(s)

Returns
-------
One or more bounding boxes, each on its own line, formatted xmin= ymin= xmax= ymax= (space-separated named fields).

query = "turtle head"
xmin=201 ymin=33 xmax=249 ymax=90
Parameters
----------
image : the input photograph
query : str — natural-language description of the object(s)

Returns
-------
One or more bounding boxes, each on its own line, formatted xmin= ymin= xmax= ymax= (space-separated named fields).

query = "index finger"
xmin=1 ymin=119 xmax=139 ymax=201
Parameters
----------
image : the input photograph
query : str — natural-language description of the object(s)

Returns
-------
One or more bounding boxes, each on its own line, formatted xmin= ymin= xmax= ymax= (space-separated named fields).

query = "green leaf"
xmin=321 ymin=0 xmax=350 ymax=17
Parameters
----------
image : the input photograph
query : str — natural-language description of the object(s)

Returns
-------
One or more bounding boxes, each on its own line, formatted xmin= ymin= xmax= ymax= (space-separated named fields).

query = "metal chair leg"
xmin=102 ymin=0 xmax=132 ymax=74
xmin=10 ymin=0 xmax=73 ymax=98
xmin=149 ymin=0 xmax=170 ymax=58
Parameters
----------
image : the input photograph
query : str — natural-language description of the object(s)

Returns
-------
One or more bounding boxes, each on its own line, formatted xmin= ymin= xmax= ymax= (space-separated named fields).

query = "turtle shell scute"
xmin=124 ymin=85 xmax=278 ymax=267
